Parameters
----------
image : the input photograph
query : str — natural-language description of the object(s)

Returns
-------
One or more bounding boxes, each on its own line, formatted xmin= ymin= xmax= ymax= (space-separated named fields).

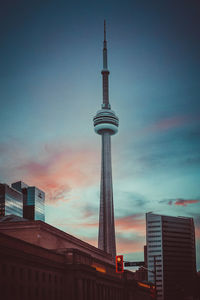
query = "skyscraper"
xmin=146 ymin=212 xmax=196 ymax=300
xmin=12 ymin=181 xmax=45 ymax=221
xmin=0 ymin=183 xmax=23 ymax=217
xmin=93 ymin=21 xmax=119 ymax=259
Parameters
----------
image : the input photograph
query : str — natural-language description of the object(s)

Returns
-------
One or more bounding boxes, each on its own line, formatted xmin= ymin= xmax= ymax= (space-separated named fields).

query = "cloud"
xmin=79 ymin=236 xmax=97 ymax=248
xmin=160 ymin=198 xmax=200 ymax=207
xmin=141 ymin=114 xmax=200 ymax=135
xmin=116 ymin=213 xmax=145 ymax=236
xmin=196 ymin=226 xmax=200 ymax=239
xmin=116 ymin=233 xmax=145 ymax=254
xmin=82 ymin=203 xmax=98 ymax=219
xmin=52 ymin=220 xmax=98 ymax=229
xmin=174 ymin=199 xmax=200 ymax=207
xmin=0 ymin=140 xmax=99 ymax=204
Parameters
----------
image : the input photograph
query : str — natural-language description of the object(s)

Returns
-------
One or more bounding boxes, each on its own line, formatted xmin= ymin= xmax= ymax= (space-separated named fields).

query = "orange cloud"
xmin=52 ymin=221 xmax=98 ymax=229
xmin=12 ymin=142 xmax=99 ymax=204
xmin=174 ymin=199 xmax=200 ymax=207
xmin=116 ymin=235 xmax=145 ymax=253
xmin=195 ymin=222 xmax=200 ymax=239
xmin=116 ymin=214 xmax=145 ymax=236
xmin=140 ymin=114 xmax=200 ymax=136
xmin=79 ymin=236 xmax=97 ymax=248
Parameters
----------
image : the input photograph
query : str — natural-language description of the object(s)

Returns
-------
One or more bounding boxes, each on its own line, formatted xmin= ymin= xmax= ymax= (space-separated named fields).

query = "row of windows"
xmin=148 ymin=240 xmax=161 ymax=243
xmin=148 ymin=221 xmax=161 ymax=224
xmin=75 ymin=278 xmax=124 ymax=300
xmin=148 ymin=259 xmax=162 ymax=263
xmin=148 ymin=225 xmax=161 ymax=228
xmin=0 ymin=263 xmax=126 ymax=300
xmin=148 ymin=244 xmax=161 ymax=248
xmin=163 ymin=230 xmax=191 ymax=236
xmin=0 ymin=285 xmax=64 ymax=300
xmin=163 ymin=244 xmax=193 ymax=249
xmin=163 ymin=219 xmax=191 ymax=224
xmin=149 ymin=255 xmax=162 ymax=258
xmin=1 ymin=264 xmax=63 ymax=284
xmin=163 ymin=241 xmax=192 ymax=246
xmin=148 ymin=264 xmax=162 ymax=269
xmin=163 ymin=254 xmax=194 ymax=260
xmin=164 ymin=236 xmax=192 ymax=241
xmin=163 ymin=248 xmax=193 ymax=254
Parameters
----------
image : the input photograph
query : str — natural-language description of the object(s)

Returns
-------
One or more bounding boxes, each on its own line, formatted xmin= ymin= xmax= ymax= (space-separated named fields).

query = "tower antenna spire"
xmin=102 ymin=20 xmax=109 ymax=108
xmin=104 ymin=19 xmax=106 ymax=41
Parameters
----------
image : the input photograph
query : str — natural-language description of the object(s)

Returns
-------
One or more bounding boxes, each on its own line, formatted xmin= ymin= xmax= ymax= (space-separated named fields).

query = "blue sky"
xmin=0 ymin=0 xmax=199 ymax=269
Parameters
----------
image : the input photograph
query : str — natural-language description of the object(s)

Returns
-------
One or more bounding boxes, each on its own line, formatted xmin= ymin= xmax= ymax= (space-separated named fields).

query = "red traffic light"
xmin=116 ymin=255 xmax=124 ymax=273
xmin=150 ymin=286 xmax=156 ymax=299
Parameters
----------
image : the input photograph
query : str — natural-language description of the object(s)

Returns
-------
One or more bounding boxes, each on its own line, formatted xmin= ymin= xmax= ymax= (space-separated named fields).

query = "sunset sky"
xmin=0 ymin=0 xmax=199 ymax=269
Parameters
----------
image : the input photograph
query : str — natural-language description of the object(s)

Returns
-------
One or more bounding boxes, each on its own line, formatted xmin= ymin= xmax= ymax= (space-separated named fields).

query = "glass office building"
xmin=12 ymin=181 xmax=45 ymax=221
xmin=26 ymin=186 xmax=45 ymax=221
xmin=0 ymin=184 xmax=23 ymax=217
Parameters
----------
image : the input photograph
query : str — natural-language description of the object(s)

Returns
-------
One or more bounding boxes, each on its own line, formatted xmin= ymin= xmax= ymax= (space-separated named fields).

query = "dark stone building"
xmin=0 ymin=217 xmax=151 ymax=300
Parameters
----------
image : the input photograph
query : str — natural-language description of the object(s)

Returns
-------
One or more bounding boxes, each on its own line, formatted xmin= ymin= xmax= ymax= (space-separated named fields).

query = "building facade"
xmin=93 ymin=21 xmax=119 ymax=259
xmin=0 ymin=218 xmax=151 ymax=300
xmin=0 ymin=184 xmax=23 ymax=217
xmin=146 ymin=213 xmax=196 ymax=300
xmin=12 ymin=181 xmax=45 ymax=221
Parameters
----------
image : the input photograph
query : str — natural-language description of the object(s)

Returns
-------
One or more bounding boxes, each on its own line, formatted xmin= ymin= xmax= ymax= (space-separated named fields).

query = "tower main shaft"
xmin=93 ymin=21 xmax=119 ymax=260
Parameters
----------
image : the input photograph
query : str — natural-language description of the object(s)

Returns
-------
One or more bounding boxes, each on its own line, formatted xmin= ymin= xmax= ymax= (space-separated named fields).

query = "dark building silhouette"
xmin=0 ymin=216 xmax=151 ymax=300
xmin=146 ymin=213 xmax=196 ymax=300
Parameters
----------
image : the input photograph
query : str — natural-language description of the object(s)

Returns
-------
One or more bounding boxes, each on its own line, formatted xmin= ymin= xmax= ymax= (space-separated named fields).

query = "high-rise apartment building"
xmin=146 ymin=213 xmax=196 ymax=300
xmin=12 ymin=181 xmax=45 ymax=221
xmin=0 ymin=184 xmax=23 ymax=217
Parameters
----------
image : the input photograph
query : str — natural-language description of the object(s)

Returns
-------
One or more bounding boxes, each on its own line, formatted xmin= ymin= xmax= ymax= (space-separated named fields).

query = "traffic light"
xmin=116 ymin=255 xmax=124 ymax=273
xmin=150 ymin=285 xmax=156 ymax=299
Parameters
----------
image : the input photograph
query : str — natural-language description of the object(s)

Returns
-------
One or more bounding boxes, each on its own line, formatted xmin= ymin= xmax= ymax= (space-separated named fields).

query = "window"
xmin=28 ymin=269 xmax=31 ymax=280
xmin=149 ymin=245 xmax=161 ymax=248
xmin=35 ymin=270 xmax=39 ymax=281
xmin=2 ymin=263 xmax=6 ymax=275
xmin=11 ymin=266 xmax=15 ymax=278
xmin=20 ymin=268 xmax=23 ymax=280
xmin=148 ymin=225 xmax=161 ymax=228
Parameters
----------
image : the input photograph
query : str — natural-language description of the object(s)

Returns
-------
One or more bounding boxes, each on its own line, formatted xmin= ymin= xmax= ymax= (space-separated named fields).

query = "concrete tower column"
xmin=93 ymin=21 xmax=119 ymax=260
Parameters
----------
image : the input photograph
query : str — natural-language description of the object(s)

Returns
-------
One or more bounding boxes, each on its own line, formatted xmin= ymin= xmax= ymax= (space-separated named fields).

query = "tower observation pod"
xmin=93 ymin=21 xmax=119 ymax=260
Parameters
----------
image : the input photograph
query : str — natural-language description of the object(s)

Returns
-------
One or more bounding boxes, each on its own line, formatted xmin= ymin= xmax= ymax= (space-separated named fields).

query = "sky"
xmin=0 ymin=0 xmax=200 ymax=269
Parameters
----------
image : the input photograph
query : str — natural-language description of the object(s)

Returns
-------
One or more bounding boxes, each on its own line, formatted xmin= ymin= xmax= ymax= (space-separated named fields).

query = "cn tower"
xmin=93 ymin=21 xmax=119 ymax=259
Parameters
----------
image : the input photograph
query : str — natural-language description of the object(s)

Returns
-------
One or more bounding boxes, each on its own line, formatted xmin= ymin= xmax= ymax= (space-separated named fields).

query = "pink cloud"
xmin=154 ymin=116 xmax=188 ymax=131
xmin=116 ymin=235 xmax=145 ymax=254
xmin=1 ymin=140 xmax=99 ymax=204
xmin=116 ymin=214 xmax=145 ymax=235
xmin=196 ymin=227 xmax=200 ymax=239
xmin=78 ymin=234 xmax=144 ymax=254
xmin=140 ymin=114 xmax=200 ymax=136
xmin=173 ymin=199 xmax=200 ymax=207
xmin=79 ymin=236 xmax=97 ymax=248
